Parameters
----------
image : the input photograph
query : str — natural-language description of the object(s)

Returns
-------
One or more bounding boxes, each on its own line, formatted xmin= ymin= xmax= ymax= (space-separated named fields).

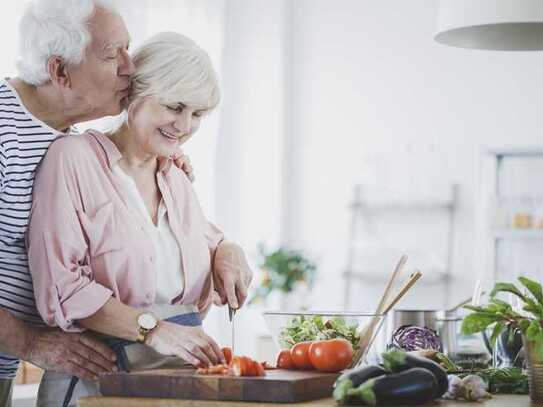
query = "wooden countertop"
xmin=78 ymin=395 xmax=536 ymax=407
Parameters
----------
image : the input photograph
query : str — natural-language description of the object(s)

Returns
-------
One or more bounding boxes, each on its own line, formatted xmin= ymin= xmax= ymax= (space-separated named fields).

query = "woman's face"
xmin=128 ymin=96 xmax=206 ymax=158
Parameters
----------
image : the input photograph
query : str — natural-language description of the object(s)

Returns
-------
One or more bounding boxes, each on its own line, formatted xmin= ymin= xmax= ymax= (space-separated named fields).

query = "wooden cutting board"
xmin=99 ymin=368 xmax=339 ymax=403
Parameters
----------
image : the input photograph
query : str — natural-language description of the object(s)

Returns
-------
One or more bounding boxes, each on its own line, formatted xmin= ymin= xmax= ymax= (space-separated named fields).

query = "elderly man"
xmin=0 ymin=0 xmax=251 ymax=405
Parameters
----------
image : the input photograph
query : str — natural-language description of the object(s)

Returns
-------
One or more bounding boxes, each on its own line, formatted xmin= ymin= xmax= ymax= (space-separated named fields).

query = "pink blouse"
xmin=27 ymin=130 xmax=223 ymax=331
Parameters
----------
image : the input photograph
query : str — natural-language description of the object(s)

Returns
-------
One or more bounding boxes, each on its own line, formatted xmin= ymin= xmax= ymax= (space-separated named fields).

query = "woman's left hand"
xmin=212 ymin=242 xmax=253 ymax=309
xmin=171 ymin=150 xmax=195 ymax=182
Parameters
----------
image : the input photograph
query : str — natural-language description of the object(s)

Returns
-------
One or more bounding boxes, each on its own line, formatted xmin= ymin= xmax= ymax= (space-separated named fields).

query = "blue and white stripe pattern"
xmin=0 ymin=79 xmax=67 ymax=378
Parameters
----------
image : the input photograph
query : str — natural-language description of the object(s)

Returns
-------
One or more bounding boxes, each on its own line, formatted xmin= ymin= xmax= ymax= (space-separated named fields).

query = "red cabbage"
xmin=389 ymin=325 xmax=443 ymax=352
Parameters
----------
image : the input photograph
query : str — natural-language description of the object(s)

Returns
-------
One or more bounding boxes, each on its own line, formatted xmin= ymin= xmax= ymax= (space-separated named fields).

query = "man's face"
xmin=67 ymin=7 xmax=135 ymax=120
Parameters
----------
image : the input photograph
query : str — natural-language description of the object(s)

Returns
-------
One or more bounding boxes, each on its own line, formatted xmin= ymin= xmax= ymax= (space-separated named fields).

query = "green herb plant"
xmin=249 ymin=245 xmax=316 ymax=304
xmin=461 ymin=276 xmax=543 ymax=359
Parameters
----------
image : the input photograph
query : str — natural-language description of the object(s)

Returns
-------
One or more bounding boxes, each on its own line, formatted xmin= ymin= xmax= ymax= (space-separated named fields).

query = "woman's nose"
xmin=174 ymin=113 xmax=192 ymax=135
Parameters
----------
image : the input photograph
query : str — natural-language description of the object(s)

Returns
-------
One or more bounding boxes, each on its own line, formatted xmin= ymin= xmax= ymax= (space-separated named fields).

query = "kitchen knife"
xmin=228 ymin=305 xmax=237 ymax=355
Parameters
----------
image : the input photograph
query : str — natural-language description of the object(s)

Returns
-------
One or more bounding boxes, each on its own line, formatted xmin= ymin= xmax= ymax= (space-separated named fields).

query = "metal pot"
xmin=523 ymin=335 xmax=543 ymax=403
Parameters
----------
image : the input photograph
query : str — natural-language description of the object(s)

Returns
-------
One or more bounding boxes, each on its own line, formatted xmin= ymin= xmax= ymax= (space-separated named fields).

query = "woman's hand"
xmin=171 ymin=150 xmax=195 ymax=182
xmin=145 ymin=321 xmax=225 ymax=367
xmin=212 ymin=242 xmax=253 ymax=309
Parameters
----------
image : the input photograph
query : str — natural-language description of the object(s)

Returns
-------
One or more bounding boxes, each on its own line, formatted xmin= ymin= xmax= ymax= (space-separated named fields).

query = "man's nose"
xmin=119 ymin=49 xmax=135 ymax=76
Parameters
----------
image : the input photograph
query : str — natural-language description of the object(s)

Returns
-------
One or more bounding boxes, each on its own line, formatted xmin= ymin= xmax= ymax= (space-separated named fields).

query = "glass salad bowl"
xmin=262 ymin=310 xmax=386 ymax=367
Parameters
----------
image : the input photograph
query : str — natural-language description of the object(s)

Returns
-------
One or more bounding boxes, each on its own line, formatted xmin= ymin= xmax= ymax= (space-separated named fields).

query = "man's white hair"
xmin=17 ymin=0 xmax=117 ymax=86
xmin=130 ymin=32 xmax=220 ymax=112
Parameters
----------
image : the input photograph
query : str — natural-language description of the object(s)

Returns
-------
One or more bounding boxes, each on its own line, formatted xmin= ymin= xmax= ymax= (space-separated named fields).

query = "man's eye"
xmin=167 ymin=105 xmax=181 ymax=112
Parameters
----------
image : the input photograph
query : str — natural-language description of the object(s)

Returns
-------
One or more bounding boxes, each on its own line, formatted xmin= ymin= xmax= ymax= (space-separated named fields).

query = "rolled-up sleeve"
xmin=197 ymin=222 xmax=224 ymax=317
xmin=27 ymin=139 xmax=112 ymax=332
xmin=205 ymin=221 xmax=224 ymax=259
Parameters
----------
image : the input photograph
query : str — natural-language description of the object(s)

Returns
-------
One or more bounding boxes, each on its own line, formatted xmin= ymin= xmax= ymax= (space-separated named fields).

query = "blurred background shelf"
xmin=482 ymin=148 xmax=543 ymax=281
xmin=490 ymin=229 xmax=543 ymax=240
xmin=343 ymin=184 xmax=459 ymax=309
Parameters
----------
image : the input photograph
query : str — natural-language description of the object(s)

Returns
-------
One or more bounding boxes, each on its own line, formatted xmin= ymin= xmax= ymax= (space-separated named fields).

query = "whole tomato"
xmin=276 ymin=349 xmax=296 ymax=369
xmin=290 ymin=341 xmax=314 ymax=370
xmin=308 ymin=339 xmax=353 ymax=373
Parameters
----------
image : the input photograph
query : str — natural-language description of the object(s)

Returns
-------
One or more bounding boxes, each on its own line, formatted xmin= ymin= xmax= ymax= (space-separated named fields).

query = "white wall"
xmin=281 ymin=0 xmax=543 ymax=311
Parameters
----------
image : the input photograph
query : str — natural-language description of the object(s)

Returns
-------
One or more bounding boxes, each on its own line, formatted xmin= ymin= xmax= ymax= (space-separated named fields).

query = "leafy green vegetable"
xmin=278 ymin=315 xmax=360 ymax=349
xmin=519 ymin=277 xmax=543 ymax=305
xmin=461 ymin=368 xmax=529 ymax=395
xmin=461 ymin=276 xmax=543 ymax=359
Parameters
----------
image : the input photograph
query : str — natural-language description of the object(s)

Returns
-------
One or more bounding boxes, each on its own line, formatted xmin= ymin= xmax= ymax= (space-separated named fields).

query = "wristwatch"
xmin=136 ymin=312 xmax=158 ymax=344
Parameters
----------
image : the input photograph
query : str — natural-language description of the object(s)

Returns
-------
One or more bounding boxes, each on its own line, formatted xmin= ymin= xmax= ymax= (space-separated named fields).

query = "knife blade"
xmin=228 ymin=305 xmax=237 ymax=355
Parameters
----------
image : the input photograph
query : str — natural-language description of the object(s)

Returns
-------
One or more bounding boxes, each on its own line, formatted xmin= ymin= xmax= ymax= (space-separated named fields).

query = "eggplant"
xmin=347 ymin=367 xmax=437 ymax=406
xmin=333 ymin=365 xmax=387 ymax=404
xmin=381 ymin=350 xmax=448 ymax=398
xmin=335 ymin=365 xmax=387 ymax=388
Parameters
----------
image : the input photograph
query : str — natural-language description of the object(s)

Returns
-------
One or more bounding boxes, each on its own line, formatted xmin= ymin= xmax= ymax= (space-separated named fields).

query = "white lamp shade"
xmin=435 ymin=0 xmax=543 ymax=51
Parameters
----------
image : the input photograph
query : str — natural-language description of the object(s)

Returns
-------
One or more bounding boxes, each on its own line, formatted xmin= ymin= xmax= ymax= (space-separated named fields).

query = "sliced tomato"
xmin=290 ymin=341 xmax=314 ymax=370
xmin=230 ymin=356 xmax=266 ymax=376
xmin=308 ymin=339 xmax=353 ymax=373
xmin=253 ymin=360 xmax=265 ymax=376
xmin=222 ymin=347 xmax=233 ymax=365
xmin=276 ymin=349 xmax=296 ymax=369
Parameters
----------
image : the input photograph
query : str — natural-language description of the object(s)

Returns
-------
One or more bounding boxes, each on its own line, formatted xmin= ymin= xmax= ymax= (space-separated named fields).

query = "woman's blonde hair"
xmin=129 ymin=32 xmax=220 ymax=112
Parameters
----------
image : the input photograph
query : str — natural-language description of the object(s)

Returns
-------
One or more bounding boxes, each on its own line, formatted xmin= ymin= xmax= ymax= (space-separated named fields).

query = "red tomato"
xmin=290 ymin=341 xmax=314 ymax=370
xmin=276 ymin=349 xmax=296 ymax=369
xmin=230 ymin=356 xmax=266 ymax=377
xmin=308 ymin=339 xmax=353 ymax=373
xmin=222 ymin=347 xmax=233 ymax=365
xmin=253 ymin=360 xmax=265 ymax=376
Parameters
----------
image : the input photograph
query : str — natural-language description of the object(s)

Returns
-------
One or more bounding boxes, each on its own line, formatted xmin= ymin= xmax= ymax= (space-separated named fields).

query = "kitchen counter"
xmin=78 ymin=395 xmax=536 ymax=406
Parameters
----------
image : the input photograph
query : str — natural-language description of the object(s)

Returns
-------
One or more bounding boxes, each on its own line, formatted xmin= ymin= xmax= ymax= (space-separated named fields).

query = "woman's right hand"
xmin=145 ymin=321 xmax=225 ymax=367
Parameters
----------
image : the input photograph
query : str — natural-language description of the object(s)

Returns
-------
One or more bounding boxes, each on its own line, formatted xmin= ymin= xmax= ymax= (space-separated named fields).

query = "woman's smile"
xmin=158 ymin=127 xmax=180 ymax=142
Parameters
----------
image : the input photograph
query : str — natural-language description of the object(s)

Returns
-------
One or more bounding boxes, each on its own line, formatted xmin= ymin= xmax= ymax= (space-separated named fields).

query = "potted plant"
xmin=249 ymin=245 xmax=316 ymax=309
xmin=461 ymin=276 xmax=543 ymax=402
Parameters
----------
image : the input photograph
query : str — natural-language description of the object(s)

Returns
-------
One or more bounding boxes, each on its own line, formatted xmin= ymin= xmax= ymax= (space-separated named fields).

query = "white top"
xmin=113 ymin=165 xmax=184 ymax=304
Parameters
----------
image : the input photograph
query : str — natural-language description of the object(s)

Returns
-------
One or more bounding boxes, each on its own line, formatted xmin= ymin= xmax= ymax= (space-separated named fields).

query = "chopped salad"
xmin=279 ymin=315 xmax=360 ymax=349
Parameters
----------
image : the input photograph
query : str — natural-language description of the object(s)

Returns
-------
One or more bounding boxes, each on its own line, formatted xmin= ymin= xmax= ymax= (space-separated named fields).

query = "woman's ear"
xmin=47 ymin=56 xmax=71 ymax=88
xmin=125 ymin=97 xmax=142 ymax=128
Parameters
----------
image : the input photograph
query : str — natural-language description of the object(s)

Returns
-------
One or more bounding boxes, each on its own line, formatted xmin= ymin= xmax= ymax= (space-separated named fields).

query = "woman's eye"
xmin=167 ymin=105 xmax=181 ymax=112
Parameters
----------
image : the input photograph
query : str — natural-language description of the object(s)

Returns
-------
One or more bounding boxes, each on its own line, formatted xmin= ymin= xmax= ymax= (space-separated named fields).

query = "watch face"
xmin=138 ymin=313 xmax=157 ymax=330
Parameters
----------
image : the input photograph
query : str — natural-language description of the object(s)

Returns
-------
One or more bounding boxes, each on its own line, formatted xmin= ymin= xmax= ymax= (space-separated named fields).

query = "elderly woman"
xmin=27 ymin=32 xmax=249 ymax=406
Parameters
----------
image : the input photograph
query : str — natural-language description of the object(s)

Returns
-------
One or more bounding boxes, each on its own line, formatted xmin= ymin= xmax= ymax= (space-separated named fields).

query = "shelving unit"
xmin=490 ymin=229 xmax=543 ymax=240
xmin=481 ymin=147 xmax=543 ymax=279
xmin=343 ymin=184 xmax=459 ymax=309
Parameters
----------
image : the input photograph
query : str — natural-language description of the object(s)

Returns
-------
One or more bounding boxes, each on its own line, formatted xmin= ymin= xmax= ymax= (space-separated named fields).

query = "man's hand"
xmin=24 ymin=328 xmax=117 ymax=381
xmin=171 ymin=150 xmax=195 ymax=182
xmin=212 ymin=242 xmax=253 ymax=309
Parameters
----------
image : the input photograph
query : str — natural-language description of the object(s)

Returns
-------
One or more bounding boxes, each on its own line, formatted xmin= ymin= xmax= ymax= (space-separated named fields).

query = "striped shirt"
xmin=0 ymin=79 xmax=71 ymax=378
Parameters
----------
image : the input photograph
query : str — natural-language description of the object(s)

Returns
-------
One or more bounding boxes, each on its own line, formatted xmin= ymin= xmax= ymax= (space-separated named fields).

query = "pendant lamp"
xmin=435 ymin=0 xmax=543 ymax=51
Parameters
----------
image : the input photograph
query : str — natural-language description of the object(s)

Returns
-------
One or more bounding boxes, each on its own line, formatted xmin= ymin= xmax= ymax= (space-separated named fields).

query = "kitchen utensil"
xmin=381 ymin=271 xmax=422 ymax=314
xmin=350 ymin=255 xmax=407 ymax=367
xmin=352 ymin=269 xmax=422 ymax=367
xmin=374 ymin=254 xmax=408 ymax=317
xmin=448 ymin=294 xmax=477 ymax=312
xmin=228 ymin=305 xmax=237 ymax=354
